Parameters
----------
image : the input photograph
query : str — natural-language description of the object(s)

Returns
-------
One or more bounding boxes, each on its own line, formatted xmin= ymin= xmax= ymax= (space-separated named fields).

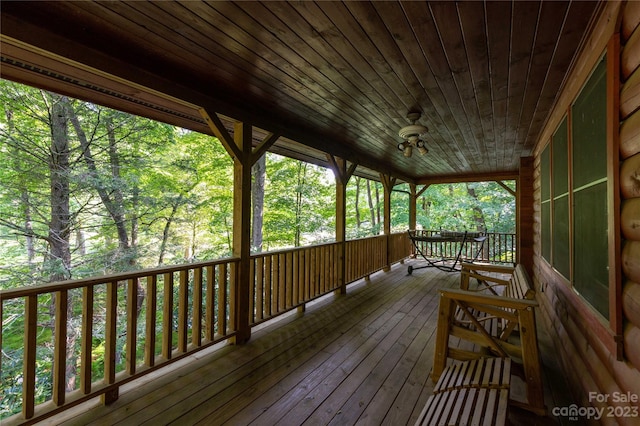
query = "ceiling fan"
xmin=397 ymin=111 xmax=429 ymax=158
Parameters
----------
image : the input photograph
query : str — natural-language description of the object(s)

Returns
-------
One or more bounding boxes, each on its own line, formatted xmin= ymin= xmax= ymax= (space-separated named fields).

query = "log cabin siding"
xmin=534 ymin=1 xmax=640 ymax=424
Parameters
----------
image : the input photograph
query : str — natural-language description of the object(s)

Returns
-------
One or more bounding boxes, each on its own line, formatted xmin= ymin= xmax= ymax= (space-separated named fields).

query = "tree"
xmin=416 ymin=182 xmax=515 ymax=233
xmin=252 ymin=154 xmax=266 ymax=252
xmin=263 ymin=154 xmax=334 ymax=249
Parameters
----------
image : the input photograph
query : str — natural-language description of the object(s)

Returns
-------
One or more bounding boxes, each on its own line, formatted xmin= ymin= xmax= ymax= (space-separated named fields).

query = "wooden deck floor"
xmin=42 ymin=260 xmax=575 ymax=426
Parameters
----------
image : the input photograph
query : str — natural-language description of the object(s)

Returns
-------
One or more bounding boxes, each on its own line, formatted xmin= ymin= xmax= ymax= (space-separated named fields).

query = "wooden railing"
xmin=250 ymin=233 xmax=411 ymax=325
xmin=250 ymin=242 xmax=342 ymax=324
xmin=0 ymin=258 xmax=238 ymax=425
xmin=1 ymin=233 xmax=411 ymax=424
xmin=412 ymin=230 xmax=516 ymax=264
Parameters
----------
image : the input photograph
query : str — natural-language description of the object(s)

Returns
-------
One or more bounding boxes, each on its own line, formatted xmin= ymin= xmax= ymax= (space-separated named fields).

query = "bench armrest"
xmin=439 ymin=288 xmax=539 ymax=311
xmin=461 ymin=262 xmax=515 ymax=274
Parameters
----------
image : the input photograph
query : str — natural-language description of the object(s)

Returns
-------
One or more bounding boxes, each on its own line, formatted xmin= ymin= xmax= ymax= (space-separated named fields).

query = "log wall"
xmin=533 ymin=2 xmax=640 ymax=424
xmin=619 ymin=4 xmax=640 ymax=404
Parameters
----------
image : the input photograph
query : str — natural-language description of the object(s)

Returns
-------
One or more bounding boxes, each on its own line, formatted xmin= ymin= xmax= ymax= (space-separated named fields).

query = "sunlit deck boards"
xmin=44 ymin=261 xmax=571 ymax=426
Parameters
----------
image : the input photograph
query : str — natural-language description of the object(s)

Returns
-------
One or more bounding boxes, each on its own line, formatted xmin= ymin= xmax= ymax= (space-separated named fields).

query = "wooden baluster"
xmin=193 ymin=267 xmax=203 ymax=347
xmin=178 ymin=270 xmax=188 ymax=353
xmin=103 ymin=281 xmax=118 ymax=404
xmin=218 ymin=263 xmax=228 ymax=336
xmin=293 ymin=250 xmax=300 ymax=306
xmin=249 ymin=258 xmax=255 ymax=324
xmin=278 ymin=252 xmax=285 ymax=312
xmin=145 ymin=275 xmax=157 ymax=367
xmin=256 ymin=257 xmax=264 ymax=322
xmin=272 ymin=254 xmax=279 ymax=315
xmin=304 ymin=248 xmax=311 ymax=300
xmin=322 ymin=246 xmax=327 ymax=292
xmin=127 ymin=278 xmax=137 ymax=374
xmin=81 ymin=286 xmax=94 ymax=394
xmin=205 ymin=266 xmax=214 ymax=341
xmin=162 ymin=272 xmax=173 ymax=360
xmin=23 ymin=295 xmax=37 ymax=419
xmin=264 ymin=256 xmax=271 ymax=318
xmin=309 ymin=249 xmax=315 ymax=298
xmin=298 ymin=249 xmax=306 ymax=313
xmin=319 ymin=247 xmax=325 ymax=294
xmin=286 ymin=251 xmax=293 ymax=308
xmin=53 ymin=290 xmax=67 ymax=406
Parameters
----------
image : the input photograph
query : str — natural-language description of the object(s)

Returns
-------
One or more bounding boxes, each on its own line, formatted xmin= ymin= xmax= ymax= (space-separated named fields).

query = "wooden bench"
xmin=458 ymin=263 xmax=535 ymax=341
xmin=416 ymin=357 xmax=511 ymax=425
xmin=432 ymin=263 xmax=546 ymax=416
xmin=460 ymin=262 xmax=534 ymax=298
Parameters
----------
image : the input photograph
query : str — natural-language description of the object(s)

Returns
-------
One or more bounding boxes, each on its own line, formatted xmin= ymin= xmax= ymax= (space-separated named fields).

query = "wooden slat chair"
xmin=432 ymin=286 xmax=546 ymax=415
xmin=416 ymin=357 xmax=511 ymax=426
xmin=456 ymin=263 xmax=535 ymax=341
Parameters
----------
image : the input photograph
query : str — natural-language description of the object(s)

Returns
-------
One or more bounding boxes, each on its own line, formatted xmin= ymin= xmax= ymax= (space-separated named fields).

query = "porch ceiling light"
xmin=398 ymin=111 xmax=428 ymax=158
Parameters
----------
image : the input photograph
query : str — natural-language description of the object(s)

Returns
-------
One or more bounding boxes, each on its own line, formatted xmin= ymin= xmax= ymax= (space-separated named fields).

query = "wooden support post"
xmin=200 ymin=109 xmax=280 ymax=344
xmin=517 ymin=157 xmax=534 ymax=275
xmin=232 ymin=121 xmax=253 ymax=343
xmin=327 ymin=155 xmax=356 ymax=295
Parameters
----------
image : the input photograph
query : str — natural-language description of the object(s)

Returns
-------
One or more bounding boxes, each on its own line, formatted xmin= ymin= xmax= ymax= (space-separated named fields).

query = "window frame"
xmin=538 ymin=35 xmax=622 ymax=359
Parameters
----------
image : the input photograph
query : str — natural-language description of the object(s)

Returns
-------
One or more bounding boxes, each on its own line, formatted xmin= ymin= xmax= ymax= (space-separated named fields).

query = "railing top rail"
xmin=249 ymin=232 xmax=407 ymax=258
xmin=1 ymin=233 xmax=413 ymax=300
xmin=0 ymin=257 xmax=241 ymax=300
xmin=251 ymin=240 xmax=340 ymax=257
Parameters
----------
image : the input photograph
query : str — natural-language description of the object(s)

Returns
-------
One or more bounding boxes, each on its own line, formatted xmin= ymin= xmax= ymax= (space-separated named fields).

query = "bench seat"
xmin=416 ymin=358 xmax=511 ymax=426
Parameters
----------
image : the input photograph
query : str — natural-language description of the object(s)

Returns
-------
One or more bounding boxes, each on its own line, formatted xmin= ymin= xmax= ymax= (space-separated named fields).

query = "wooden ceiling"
xmin=0 ymin=1 xmax=601 ymax=183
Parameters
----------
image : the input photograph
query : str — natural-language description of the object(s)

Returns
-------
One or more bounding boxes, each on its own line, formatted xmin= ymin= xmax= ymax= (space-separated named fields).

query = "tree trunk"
xmin=105 ymin=116 xmax=130 ymax=255
xmin=294 ymin=162 xmax=307 ymax=247
xmin=466 ymin=184 xmax=487 ymax=232
xmin=48 ymin=94 xmax=76 ymax=392
xmin=366 ymin=180 xmax=376 ymax=226
xmin=75 ymin=223 xmax=86 ymax=256
xmin=69 ymin=110 xmax=130 ymax=255
xmin=355 ymin=177 xmax=361 ymax=228
xmin=6 ymin=107 xmax=37 ymax=264
xmin=130 ymin=184 xmax=139 ymax=249
xmin=374 ymin=182 xmax=381 ymax=229
xmin=48 ymin=95 xmax=72 ymax=281
xmin=158 ymin=200 xmax=180 ymax=265
xmin=21 ymin=190 xmax=36 ymax=263
xmin=251 ymin=154 xmax=266 ymax=252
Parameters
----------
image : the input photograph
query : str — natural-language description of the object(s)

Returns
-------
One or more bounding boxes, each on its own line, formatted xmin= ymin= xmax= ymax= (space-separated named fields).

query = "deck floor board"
xmin=43 ymin=260 xmax=571 ymax=426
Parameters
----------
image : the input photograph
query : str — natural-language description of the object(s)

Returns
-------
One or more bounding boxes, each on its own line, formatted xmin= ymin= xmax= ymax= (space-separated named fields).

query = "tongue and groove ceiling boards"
xmin=0 ymin=1 xmax=601 ymax=183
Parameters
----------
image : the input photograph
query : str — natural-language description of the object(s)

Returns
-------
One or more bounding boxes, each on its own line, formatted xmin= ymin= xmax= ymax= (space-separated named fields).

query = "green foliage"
xmin=417 ymin=182 xmax=515 ymax=233
xmin=262 ymin=154 xmax=334 ymax=249
xmin=0 ymin=79 xmax=516 ymax=419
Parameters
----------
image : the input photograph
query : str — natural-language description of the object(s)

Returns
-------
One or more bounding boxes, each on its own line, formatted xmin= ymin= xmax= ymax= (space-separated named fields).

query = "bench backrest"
xmin=503 ymin=264 xmax=534 ymax=300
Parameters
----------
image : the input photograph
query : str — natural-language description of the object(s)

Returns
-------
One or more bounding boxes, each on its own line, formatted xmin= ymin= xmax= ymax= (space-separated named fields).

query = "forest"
xmin=0 ymin=81 xmax=515 ymax=418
